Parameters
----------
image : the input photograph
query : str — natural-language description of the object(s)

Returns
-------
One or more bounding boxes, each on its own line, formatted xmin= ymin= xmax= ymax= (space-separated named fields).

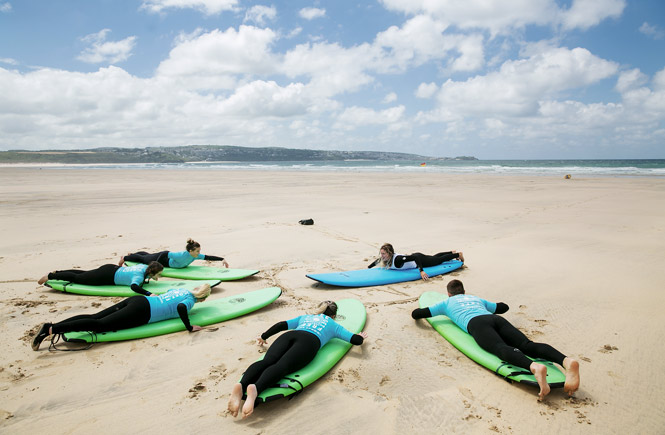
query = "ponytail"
xmin=186 ymin=238 xmax=201 ymax=252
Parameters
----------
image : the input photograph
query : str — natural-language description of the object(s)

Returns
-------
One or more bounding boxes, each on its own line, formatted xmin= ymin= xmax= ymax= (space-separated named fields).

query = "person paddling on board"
xmin=227 ymin=301 xmax=369 ymax=419
xmin=38 ymin=262 xmax=164 ymax=296
xmin=368 ymin=243 xmax=464 ymax=281
xmin=31 ymin=284 xmax=211 ymax=351
xmin=412 ymin=279 xmax=580 ymax=400
xmin=119 ymin=238 xmax=229 ymax=269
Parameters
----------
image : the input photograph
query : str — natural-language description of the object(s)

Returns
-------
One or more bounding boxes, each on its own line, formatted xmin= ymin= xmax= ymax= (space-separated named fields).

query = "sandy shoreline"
xmin=1 ymin=167 xmax=664 ymax=434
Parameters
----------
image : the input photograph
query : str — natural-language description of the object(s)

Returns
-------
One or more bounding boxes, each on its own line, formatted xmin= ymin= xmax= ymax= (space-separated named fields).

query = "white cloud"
xmin=244 ymin=5 xmax=277 ymax=27
xmin=416 ymin=82 xmax=438 ymax=99
xmin=432 ymin=47 xmax=619 ymax=117
xmin=0 ymin=2 xmax=11 ymax=13
xmin=140 ymin=0 xmax=237 ymax=15
xmin=639 ymin=22 xmax=665 ymax=40
xmin=616 ymin=69 xmax=648 ymax=94
xmin=77 ymin=29 xmax=137 ymax=64
xmin=299 ymin=7 xmax=325 ymax=20
xmin=156 ymin=26 xmax=279 ymax=88
xmin=561 ymin=0 xmax=626 ymax=30
xmin=383 ymin=92 xmax=397 ymax=103
xmin=0 ymin=57 xmax=18 ymax=65
xmin=335 ymin=105 xmax=406 ymax=130
xmin=379 ymin=0 xmax=626 ymax=34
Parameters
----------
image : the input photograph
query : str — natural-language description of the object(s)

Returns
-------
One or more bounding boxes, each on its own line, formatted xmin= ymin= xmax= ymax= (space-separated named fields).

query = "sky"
xmin=0 ymin=0 xmax=664 ymax=159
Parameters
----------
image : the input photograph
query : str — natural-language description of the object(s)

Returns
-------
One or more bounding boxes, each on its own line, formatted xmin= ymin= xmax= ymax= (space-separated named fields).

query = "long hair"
xmin=379 ymin=243 xmax=395 ymax=268
xmin=191 ymin=283 xmax=211 ymax=300
xmin=145 ymin=261 xmax=164 ymax=278
xmin=314 ymin=301 xmax=338 ymax=318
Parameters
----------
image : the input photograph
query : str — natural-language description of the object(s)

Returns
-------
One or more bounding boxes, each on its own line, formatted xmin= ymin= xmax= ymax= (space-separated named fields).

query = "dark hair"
xmin=186 ymin=238 xmax=200 ymax=252
xmin=447 ymin=279 xmax=465 ymax=296
xmin=145 ymin=261 xmax=164 ymax=278
xmin=323 ymin=301 xmax=338 ymax=318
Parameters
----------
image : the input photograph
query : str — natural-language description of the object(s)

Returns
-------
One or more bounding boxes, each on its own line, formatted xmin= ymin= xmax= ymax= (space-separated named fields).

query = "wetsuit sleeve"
xmin=350 ymin=334 xmax=364 ymax=345
xmin=494 ymin=302 xmax=509 ymax=314
xmin=411 ymin=307 xmax=432 ymax=319
xmin=333 ymin=324 xmax=355 ymax=344
xmin=202 ymin=255 xmax=225 ymax=261
xmin=261 ymin=321 xmax=288 ymax=340
xmin=480 ymin=298 xmax=497 ymax=314
xmin=367 ymin=258 xmax=380 ymax=269
xmin=130 ymin=284 xmax=152 ymax=296
xmin=177 ymin=303 xmax=193 ymax=331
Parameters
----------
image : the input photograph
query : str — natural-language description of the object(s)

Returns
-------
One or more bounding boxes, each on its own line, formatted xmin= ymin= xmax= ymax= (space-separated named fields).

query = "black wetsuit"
xmin=47 ymin=264 xmax=151 ymax=296
xmin=369 ymin=251 xmax=461 ymax=271
xmin=239 ymin=321 xmax=364 ymax=395
xmin=50 ymin=295 xmax=195 ymax=334
xmin=412 ymin=303 xmax=566 ymax=370
xmin=124 ymin=251 xmax=225 ymax=268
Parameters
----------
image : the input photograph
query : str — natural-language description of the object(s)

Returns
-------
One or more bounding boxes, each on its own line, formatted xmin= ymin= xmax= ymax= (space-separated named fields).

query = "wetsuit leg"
xmin=51 ymin=296 xmax=150 ymax=334
xmin=492 ymin=316 xmax=567 ymax=365
xmin=421 ymin=252 xmax=459 ymax=267
xmin=239 ymin=330 xmax=320 ymax=394
xmin=48 ymin=264 xmax=119 ymax=286
xmin=125 ymin=251 xmax=169 ymax=267
xmin=467 ymin=315 xmax=535 ymax=370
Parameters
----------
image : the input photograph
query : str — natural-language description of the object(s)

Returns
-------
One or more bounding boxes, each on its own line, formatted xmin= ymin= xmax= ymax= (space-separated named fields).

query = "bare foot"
xmin=227 ymin=383 xmax=243 ymax=417
xmin=563 ymin=357 xmax=580 ymax=396
xmin=241 ymin=384 xmax=258 ymax=419
xmin=38 ymin=275 xmax=48 ymax=285
xmin=118 ymin=255 xmax=126 ymax=266
xmin=530 ymin=362 xmax=551 ymax=401
xmin=457 ymin=251 xmax=465 ymax=263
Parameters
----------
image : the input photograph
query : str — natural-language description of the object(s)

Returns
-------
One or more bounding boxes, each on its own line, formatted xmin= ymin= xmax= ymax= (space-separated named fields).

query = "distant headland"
xmin=0 ymin=145 xmax=477 ymax=164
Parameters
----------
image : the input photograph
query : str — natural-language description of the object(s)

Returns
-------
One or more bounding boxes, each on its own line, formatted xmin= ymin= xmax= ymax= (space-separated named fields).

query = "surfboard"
xmin=419 ymin=291 xmax=566 ymax=388
xmin=256 ymin=298 xmax=367 ymax=404
xmin=45 ymin=278 xmax=222 ymax=297
xmin=62 ymin=286 xmax=282 ymax=343
xmin=306 ymin=260 xmax=463 ymax=287
xmin=124 ymin=261 xmax=259 ymax=281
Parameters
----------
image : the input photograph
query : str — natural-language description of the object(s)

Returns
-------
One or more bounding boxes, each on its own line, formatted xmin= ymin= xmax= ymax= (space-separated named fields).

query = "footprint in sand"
xmin=598 ymin=344 xmax=618 ymax=354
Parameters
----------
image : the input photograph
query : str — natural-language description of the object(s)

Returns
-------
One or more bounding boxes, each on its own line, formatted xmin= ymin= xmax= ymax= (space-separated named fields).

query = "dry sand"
xmin=0 ymin=167 xmax=664 ymax=434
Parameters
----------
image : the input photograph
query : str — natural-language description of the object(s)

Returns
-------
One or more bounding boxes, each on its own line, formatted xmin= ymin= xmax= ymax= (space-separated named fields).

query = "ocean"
xmin=3 ymin=159 xmax=665 ymax=177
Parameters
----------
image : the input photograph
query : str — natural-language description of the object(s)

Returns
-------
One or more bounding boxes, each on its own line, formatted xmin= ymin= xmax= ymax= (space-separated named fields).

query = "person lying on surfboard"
xmin=31 ymin=284 xmax=211 ymax=351
xmin=368 ymin=243 xmax=464 ymax=281
xmin=227 ymin=301 xmax=369 ymax=419
xmin=38 ymin=262 xmax=164 ymax=296
xmin=412 ymin=279 xmax=580 ymax=400
xmin=119 ymin=238 xmax=228 ymax=269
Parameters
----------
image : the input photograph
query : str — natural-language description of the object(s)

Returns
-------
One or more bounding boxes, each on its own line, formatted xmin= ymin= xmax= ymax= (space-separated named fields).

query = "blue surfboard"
xmin=306 ymin=260 xmax=463 ymax=287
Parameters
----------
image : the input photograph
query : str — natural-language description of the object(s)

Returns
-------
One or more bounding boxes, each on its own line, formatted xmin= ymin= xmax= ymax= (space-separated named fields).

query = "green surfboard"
xmin=419 ymin=291 xmax=565 ymax=388
xmin=45 ymin=278 xmax=222 ymax=297
xmin=256 ymin=298 xmax=367 ymax=404
xmin=125 ymin=261 xmax=259 ymax=281
xmin=62 ymin=286 xmax=282 ymax=343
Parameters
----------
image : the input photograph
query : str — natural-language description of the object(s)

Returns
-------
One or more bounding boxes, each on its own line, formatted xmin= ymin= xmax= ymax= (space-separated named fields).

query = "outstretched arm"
xmin=411 ymin=307 xmax=433 ymax=319
xmin=367 ymin=258 xmax=380 ymax=269
xmin=177 ymin=303 xmax=201 ymax=331
xmin=130 ymin=284 xmax=152 ymax=296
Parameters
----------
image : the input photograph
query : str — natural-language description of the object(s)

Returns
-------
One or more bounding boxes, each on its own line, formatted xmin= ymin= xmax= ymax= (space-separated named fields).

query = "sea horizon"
xmin=1 ymin=158 xmax=664 ymax=177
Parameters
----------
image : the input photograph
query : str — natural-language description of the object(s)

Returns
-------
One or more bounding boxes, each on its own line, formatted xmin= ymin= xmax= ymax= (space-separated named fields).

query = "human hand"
xmin=256 ymin=336 xmax=267 ymax=346
xmin=191 ymin=325 xmax=203 ymax=332
xmin=359 ymin=331 xmax=369 ymax=339
xmin=420 ymin=270 xmax=429 ymax=281
xmin=222 ymin=260 xmax=229 ymax=268
xmin=149 ymin=293 xmax=159 ymax=297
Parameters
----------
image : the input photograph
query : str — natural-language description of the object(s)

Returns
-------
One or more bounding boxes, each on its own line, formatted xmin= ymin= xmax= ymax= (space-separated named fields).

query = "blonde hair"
xmin=379 ymin=243 xmax=395 ymax=268
xmin=313 ymin=300 xmax=337 ymax=317
xmin=191 ymin=283 xmax=211 ymax=300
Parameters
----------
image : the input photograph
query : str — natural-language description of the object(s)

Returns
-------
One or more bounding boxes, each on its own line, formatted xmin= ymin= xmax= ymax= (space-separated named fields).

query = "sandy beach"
xmin=1 ymin=167 xmax=664 ymax=434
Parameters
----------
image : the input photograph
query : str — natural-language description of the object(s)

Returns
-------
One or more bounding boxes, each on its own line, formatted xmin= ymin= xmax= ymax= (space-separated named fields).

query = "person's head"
xmin=314 ymin=300 xmax=338 ymax=318
xmin=146 ymin=261 xmax=164 ymax=279
xmin=186 ymin=238 xmax=201 ymax=257
xmin=191 ymin=283 xmax=211 ymax=301
xmin=447 ymin=279 xmax=465 ymax=296
xmin=379 ymin=243 xmax=394 ymax=267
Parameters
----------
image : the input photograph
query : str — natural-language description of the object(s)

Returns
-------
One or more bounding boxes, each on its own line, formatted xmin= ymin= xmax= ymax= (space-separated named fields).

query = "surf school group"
xmin=30 ymin=237 xmax=580 ymax=419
